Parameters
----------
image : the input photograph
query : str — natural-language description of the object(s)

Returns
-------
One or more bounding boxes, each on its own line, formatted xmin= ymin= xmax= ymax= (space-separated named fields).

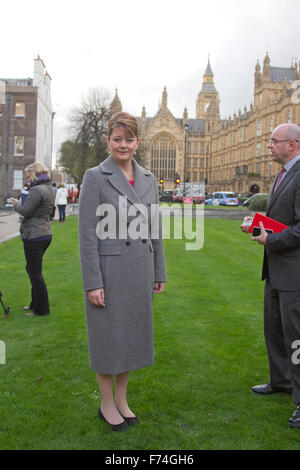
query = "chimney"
xmin=33 ymin=55 xmax=45 ymax=86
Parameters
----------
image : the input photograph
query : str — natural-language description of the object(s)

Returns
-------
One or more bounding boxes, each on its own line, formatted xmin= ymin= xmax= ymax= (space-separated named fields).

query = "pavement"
xmin=0 ymin=204 xmax=77 ymax=244
xmin=0 ymin=211 xmax=21 ymax=243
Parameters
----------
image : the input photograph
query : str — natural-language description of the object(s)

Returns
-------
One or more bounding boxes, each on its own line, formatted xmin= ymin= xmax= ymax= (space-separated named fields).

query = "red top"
xmin=128 ymin=179 xmax=134 ymax=187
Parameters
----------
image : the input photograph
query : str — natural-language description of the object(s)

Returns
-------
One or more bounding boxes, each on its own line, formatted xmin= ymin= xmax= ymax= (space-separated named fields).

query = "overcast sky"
xmin=2 ymin=0 xmax=300 ymax=160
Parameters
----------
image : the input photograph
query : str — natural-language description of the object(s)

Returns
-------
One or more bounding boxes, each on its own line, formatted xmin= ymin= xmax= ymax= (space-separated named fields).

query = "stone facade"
xmin=114 ymin=54 xmax=300 ymax=194
xmin=210 ymin=53 xmax=300 ymax=194
xmin=138 ymin=82 xmax=211 ymax=191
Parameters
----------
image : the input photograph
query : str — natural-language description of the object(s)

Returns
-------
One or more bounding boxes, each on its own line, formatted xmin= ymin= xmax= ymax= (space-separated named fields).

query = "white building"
xmin=33 ymin=56 xmax=53 ymax=170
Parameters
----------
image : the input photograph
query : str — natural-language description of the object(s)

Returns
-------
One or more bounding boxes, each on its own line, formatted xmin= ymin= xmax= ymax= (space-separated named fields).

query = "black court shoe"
xmin=120 ymin=414 xmax=140 ymax=426
xmin=98 ymin=408 xmax=129 ymax=432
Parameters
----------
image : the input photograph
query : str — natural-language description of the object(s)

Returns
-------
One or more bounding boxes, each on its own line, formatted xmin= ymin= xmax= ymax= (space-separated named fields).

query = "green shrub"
xmin=248 ymin=194 xmax=268 ymax=212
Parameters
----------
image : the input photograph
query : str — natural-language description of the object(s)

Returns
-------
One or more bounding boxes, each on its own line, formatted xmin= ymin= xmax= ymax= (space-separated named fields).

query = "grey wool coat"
xmin=78 ymin=156 xmax=166 ymax=375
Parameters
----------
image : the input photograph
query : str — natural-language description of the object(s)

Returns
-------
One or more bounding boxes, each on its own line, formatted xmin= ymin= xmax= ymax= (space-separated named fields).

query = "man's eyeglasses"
xmin=269 ymin=138 xmax=299 ymax=146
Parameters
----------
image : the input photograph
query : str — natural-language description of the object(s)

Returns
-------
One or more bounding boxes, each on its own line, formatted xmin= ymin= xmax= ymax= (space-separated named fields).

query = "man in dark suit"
xmin=241 ymin=123 xmax=300 ymax=428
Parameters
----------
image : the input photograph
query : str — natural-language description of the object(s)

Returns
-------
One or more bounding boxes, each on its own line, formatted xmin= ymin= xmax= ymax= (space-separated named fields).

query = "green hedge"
xmin=248 ymin=194 xmax=268 ymax=212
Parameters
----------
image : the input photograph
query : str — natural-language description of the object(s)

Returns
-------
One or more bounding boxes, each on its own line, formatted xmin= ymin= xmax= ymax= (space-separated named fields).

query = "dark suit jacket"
xmin=262 ymin=158 xmax=300 ymax=290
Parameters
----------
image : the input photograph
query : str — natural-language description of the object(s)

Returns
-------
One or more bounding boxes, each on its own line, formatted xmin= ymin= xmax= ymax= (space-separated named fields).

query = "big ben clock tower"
xmin=196 ymin=58 xmax=220 ymax=119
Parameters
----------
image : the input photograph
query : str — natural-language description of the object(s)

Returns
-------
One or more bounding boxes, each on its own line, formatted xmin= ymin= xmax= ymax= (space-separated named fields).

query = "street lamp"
xmin=4 ymin=94 xmax=12 ymax=207
xmin=183 ymin=123 xmax=189 ymax=196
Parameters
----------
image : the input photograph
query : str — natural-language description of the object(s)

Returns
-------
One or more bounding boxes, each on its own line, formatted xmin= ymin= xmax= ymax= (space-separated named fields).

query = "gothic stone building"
xmin=114 ymin=54 xmax=300 ymax=195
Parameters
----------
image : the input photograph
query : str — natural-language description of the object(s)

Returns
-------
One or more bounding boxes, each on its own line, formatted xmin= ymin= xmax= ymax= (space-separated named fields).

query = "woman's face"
xmin=26 ymin=172 xmax=33 ymax=183
xmin=107 ymin=126 xmax=139 ymax=164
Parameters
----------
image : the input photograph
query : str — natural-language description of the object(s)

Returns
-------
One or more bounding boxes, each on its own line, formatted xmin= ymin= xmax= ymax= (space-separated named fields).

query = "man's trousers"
xmin=264 ymin=279 xmax=300 ymax=404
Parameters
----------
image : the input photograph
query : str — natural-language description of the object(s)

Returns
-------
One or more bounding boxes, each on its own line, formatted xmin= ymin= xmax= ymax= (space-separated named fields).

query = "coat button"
xmin=126 ymin=241 xmax=131 ymax=246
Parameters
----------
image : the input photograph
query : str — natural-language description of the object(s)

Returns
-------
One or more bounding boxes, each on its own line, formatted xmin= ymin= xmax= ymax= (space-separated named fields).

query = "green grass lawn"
xmin=160 ymin=202 xmax=248 ymax=210
xmin=0 ymin=215 xmax=300 ymax=450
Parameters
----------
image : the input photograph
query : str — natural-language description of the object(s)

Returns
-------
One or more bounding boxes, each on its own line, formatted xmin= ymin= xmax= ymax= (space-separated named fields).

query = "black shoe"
xmin=288 ymin=405 xmax=300 ymax=428
xmin=120 ymin=414 xmax=140 ymax=426
xmin=98 ymin=408 xmax=129 ymax=432
xmin=251 ymin=383 xmax=292 ymax=395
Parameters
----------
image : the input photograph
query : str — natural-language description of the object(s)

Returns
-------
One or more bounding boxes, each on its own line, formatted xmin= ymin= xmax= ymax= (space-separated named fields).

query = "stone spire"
xmin=141 ymin=106 xmax=146 ymax=136
xmin=255 ymin=60 xmax=262 ymax=88
xmin=183 ymin=106 xmax=188 ymax=126
xmin=109 ymin=89 xmax=122 ymax=117
xmin=162 ymin=86 xmax=168 ymax=108
xmin=263 ymin=52 xmax=271 ymax=81
xmin=205 ymin=57 xmax=213 ymax=76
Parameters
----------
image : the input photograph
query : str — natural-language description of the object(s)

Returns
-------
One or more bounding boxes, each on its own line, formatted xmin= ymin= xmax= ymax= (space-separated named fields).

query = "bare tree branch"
xmin=60 ymin=87 xmax=111 ymax=186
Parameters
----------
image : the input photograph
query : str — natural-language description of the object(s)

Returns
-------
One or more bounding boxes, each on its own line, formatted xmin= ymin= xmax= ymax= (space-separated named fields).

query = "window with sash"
xmin=13 ymin=170 xmax=23 ymax=189
xmin=150 ymin=134 xmax=176 ymax=180
xmin=15 ymin=102 xmax=25 ymax=116
xmin=14 ymin=136 xmax=24 ymax=156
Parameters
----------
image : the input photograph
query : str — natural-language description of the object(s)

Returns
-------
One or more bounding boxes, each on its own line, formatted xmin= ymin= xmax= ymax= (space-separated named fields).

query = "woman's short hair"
xmin=58 ymin=184 xmax=65 ymax=188
xmin=108 ymin=112 xmax=139 ymax=139
xmin=24 ymin=162 xmax=49 ymax=179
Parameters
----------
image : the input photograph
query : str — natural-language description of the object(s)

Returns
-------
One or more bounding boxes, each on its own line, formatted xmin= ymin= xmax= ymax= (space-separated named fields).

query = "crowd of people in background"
xmin=17 ymin=180 xmax=78 ymax=222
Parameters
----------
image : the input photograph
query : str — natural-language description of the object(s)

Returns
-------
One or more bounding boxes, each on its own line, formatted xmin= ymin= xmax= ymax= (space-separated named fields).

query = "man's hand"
xmin=240 ymin=216 xmax=253 ymax=233
xmin=251 ymin=221 xmax=268 ymax=245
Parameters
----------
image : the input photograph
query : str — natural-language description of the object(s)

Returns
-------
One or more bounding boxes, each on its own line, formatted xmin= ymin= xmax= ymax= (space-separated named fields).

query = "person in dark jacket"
xmin=241 ymin=123 xmax=300 ymax=428
xmin=11 ymin=162 xmax=55 ymax=316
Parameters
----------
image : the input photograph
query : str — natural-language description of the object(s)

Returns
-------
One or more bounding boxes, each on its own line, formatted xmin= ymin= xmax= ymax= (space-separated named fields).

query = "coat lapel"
xmin=100 ymin=155 xmax=153 ymax=205
xmin=267 ymin=159 xmax=300 ymax=212
xmin=131 ymin=159 xmax=153 ymax=200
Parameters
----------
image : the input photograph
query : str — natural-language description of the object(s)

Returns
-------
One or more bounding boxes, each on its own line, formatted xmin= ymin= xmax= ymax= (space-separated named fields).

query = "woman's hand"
xmin=88 ymin=289 xmax=106 ymax=307
xmin=154 ymin=282 xmax=165 ymax=294
xmin=10 ymin=198 xmax=19 ymax=206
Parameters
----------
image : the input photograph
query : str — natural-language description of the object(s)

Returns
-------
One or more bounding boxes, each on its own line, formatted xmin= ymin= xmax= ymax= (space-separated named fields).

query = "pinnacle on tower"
xmin=162 ymin=86 xmax=168 ymax=108
xmin=205 ymin=57 xmax=213 ymax=76
xmin=109 ymin=89 xmax=122 ymax=117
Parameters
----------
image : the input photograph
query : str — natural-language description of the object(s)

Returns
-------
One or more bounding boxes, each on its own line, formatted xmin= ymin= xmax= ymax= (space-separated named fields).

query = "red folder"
xmin=249 ymin=212 xmax=288 ymax=234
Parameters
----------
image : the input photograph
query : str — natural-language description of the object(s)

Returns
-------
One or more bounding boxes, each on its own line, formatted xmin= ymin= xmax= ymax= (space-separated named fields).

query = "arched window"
xmin=150 ymin=134 xmax=176 ymax=180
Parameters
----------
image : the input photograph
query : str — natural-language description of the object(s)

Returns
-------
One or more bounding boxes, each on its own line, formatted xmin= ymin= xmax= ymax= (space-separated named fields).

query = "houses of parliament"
xmin=110 ymin=53 xmax=300 ymax=194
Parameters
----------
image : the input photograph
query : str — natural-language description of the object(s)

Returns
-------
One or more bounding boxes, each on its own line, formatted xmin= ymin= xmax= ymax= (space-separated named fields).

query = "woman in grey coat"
xmin=79 ymin=112 xmax=166 ymax=431
xmin=11 ymin=162 xmax=55 ymax=316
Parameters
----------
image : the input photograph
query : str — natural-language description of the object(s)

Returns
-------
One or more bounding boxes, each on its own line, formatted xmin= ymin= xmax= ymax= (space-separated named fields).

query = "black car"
xmin=242 ymin=193 xmax=268 ymax=207
xmin=159 ymin=190 xmax=174 ymax=202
